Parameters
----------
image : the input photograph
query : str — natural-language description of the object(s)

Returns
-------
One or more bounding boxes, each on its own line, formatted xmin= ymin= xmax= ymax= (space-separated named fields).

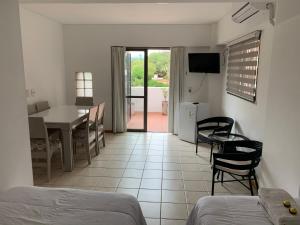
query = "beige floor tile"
xmin=126 ymin=161 xmax=145 ymax=169
xmin=118 ymin=178 xmax=141 ymax=188
xmin=138 ymin=189 xmax=161 ymax=202
xmin=73 ymin=176 xmax=99 ymax=187
xmin=143 ymin=170 xmax=162 ymax=179
xmin=163 ymin=171 xmax=182 ymax=180
xmin=145 ymin=218 xmax=160 ymax=225
xmin=131 ymin=150 xmax=148 ymax=156
xmin=162 ymin=190 xmax=186 ymax=203
xmin=140 ymin=202 xmax=161 ymax=219
xmin=76 ymin=168 xmax=124 ymax=177
xmin=185 ymin=191 xmax=209 ymax=204
xmin=163 ymin=156 xmax=180 ymax=163
xmin=91 ymin=161 xmax=127 ymax=169
xmin=161 ymin=203 xmax=188 ymax=219
xmin=116 ymin=188 xmax=139 ymax=197
xmin=180 ymin=164 xmax=202 ymax=172
xmin=140 ymin=179 xmax=162 ymax=190
xmin=187 ymin=204 xmax=195 ymax=215
xmin=147 ymin=156 xmax=163 ymax=163
xmin=163 ymin=163 xmax=181 ymax=171
xmin=161 ymin=219 xmax=186 ymax=225
xmin=162 ymin=179 xmax=184 ymax=191
xmin=96 ymin=177 xmax=120 ymax=188
xmin=145 ymin=162 xmax=163 ymax=170
xmin=130 ymin=155 xmax=147 ymax=162
xmin=123 ymin=169 xmax=143 ymax=178
xmin=148 ymin=145 xmax=164 ymax=151
xmin=184 ymin=181 xmax=209 ymax=192
xmin=148 ymin=150 xmax=164 ymax=156
xmin=182 ymin=171 xmax=211 ymax=181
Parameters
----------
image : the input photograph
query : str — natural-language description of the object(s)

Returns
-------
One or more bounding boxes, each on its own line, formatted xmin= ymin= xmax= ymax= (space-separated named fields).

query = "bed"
xmin=187 ymin=196 xmax=271 ymax=225
xmin=0 ymin=186 xmax=147 ymax=225
xmin=187 ymin=195 xmax=300 ymax=225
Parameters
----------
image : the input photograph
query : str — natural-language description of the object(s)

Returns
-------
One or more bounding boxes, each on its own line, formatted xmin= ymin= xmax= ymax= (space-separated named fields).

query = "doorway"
xmin=125 ymin=48 xmax=170 ymax=132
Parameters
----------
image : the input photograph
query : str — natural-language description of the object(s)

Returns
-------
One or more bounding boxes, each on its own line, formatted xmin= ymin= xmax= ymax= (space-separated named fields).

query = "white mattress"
xmin=0 ymin=186 xmax=146 ymax=225
xmin=187 ymin=196 xmax=273 ymax=225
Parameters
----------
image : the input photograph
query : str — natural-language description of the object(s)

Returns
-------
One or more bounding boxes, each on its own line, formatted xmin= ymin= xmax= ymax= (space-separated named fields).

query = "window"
xmin=226 ymin=30 xmax=261 ymax=102
xmin=76 ymin=72 xmax=93 ymax=97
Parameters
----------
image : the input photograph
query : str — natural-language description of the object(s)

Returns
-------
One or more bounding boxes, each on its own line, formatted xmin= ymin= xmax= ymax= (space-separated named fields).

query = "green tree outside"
xmin=131 ymin=51 xmax=170 ymax=87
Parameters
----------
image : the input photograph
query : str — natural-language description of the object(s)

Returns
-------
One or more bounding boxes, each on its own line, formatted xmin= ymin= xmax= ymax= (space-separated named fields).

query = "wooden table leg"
xmin=61 ymin=128 xmax=73 ymax=172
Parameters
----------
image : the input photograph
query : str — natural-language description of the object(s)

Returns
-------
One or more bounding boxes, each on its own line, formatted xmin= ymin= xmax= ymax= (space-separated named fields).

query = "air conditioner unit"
xmin=232 ymin=2 xmax=275 ymax=25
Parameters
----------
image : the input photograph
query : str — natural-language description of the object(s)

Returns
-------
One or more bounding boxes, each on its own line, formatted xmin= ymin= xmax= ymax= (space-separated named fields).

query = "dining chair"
xmin=27 ymin=104 xmax=37 ymax=115
xmin=73 ymin=105 xmax=98 ymax=164
xmin=96 ymin=102 xmax=106 ymax=152
xmin=28 ymin=117 xmax=63 ymax=182
xmin=75 ymin=97 xmax=94 ymax=106
xmin=196 ymin=116 xmax=234 ymax=162
xmin=211 ymin=140 xmax=263 ymax=196
xmin=36 ymin=101 xmax=50 ymax=112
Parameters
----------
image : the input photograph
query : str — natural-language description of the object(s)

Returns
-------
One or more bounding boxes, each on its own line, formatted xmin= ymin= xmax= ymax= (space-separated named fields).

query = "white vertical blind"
xmin=226 ymin=31 xmax=261 ymax=102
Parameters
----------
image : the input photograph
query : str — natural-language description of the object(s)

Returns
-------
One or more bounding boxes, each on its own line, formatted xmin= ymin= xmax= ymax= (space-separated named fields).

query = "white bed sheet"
xmin=187 ymin=196 xmax=273 ymax=225
xmin=0 ymin=186 xmax=147 ymax=225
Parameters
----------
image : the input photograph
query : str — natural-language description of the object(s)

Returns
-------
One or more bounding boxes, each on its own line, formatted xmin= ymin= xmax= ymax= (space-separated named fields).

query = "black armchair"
xmin=196 ymin=117 xmax=234 ymax=161
xmin=211 ymin=140 xmax=263 ymax=196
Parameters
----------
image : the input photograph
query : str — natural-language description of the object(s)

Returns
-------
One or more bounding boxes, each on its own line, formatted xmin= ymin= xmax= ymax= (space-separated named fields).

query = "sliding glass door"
xmin=125 ymin=49 xmax=148 ymax=131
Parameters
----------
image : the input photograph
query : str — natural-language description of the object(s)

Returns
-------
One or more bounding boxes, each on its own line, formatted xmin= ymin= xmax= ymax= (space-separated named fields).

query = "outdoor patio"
xmin=127 ymin=87 xmax=169 ymax=132
xmin=127 ymin=112 xmax=168 ymax=132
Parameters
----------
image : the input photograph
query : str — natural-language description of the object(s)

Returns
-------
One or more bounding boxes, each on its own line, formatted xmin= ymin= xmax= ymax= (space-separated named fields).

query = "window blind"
xmin=226 ymin=30 xmax=261 ymax=102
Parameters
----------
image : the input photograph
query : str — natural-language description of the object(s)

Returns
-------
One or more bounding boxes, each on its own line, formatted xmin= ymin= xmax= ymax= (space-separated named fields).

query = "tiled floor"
xmin=127 ymin=112 xmax=168 ymax=133
xmin=34 ymin=132 xmax=251 ymax=225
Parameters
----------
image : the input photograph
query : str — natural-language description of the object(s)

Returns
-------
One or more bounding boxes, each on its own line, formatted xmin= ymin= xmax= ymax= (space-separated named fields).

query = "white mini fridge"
xmin=178 ymin=102 xmax=209 ymax=143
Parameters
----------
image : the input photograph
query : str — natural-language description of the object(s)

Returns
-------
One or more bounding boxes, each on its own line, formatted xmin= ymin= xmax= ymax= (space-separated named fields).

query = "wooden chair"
xmin=27 ymin=104 xmax=37 ymax=115
xmin=75 ymin=97 xmax=94 ymax=106
xmin=73 ymin=106 xmax=98 ymax=164
xmin=36 ymin=101 xmax=50 ymax=112
xmin=96 ymin=102 xmax=106 ymax=152
xmin=28 ymin=117 xmax=63 ymax=182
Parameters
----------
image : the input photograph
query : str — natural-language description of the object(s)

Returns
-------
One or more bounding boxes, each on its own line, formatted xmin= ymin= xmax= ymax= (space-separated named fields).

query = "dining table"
xmin=30 ymin=105 xmax=90 ymax=172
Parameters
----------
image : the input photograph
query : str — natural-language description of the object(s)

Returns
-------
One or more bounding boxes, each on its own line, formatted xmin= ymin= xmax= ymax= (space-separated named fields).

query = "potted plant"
xmin=161 ymin=88 xmax=168 ymax=115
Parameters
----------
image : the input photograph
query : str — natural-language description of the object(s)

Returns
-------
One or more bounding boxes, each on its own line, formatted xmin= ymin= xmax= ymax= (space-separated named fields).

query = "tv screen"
xmin=188 ymin=53 xmax=220 ymax=73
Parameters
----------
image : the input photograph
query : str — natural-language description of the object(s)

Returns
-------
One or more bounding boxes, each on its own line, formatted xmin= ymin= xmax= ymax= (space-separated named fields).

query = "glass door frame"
xmin=126 ymin=47 xmax=148 ymax=132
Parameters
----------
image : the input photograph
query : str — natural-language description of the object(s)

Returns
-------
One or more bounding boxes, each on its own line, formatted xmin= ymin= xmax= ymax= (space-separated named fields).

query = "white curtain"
xmin=168 ymin=47 xmax=185 ymax=134
xmin=112 ymin=46 xmax=126 ymax=133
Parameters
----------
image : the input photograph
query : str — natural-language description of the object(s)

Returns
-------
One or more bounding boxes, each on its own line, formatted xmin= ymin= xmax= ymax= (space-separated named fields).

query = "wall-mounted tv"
xmin=188 ymin=53 xmax=220 ymax=74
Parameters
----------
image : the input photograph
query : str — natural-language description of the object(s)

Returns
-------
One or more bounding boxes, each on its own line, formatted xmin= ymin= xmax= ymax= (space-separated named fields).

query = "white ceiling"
xmin=21 ymin=3 xmax=234 ymax=24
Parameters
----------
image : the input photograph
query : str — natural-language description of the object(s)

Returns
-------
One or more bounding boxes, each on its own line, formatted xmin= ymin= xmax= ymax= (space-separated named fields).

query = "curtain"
xmin=111 ymin=46 xmax=126 ymax=133
xmin=168 ymin=47 xmax=185 ymax=134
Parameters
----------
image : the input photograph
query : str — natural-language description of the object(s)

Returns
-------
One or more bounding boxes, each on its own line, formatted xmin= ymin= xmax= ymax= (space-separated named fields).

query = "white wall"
xmin=259 ymin=0 xmax=300 ymax=197
xmin=0 ymin=0 xmax=33 ymax=190
xmin=217 ymin=6 xmax=274 ymax=140
xmin=20 ymin=8 xmax=67 ymax=107
xmin=63 ymin=24 xmax=215 ymax=130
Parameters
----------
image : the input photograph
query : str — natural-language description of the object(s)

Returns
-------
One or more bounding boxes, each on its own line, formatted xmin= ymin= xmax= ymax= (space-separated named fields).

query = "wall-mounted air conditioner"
xmin=232 ymin=2 xmax=275 ymax=25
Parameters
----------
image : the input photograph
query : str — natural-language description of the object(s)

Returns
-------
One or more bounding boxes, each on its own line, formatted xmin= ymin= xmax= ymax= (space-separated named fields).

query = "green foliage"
xmin=130 ymin=51 xmax=170 ymax=87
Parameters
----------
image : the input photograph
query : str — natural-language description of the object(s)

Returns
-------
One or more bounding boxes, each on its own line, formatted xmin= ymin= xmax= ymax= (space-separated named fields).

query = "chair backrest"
xmin=75 ymin=97 xmax=94 ymax=106
xmin=27 ymin=104 xmax=37 ymax=115
xmin=36 ymin=101 xmax=50 ymax=112
xmin=28 ymin=117 xmax=48 ymax=139
xmin=97 ymin=102 xmax=105 ymax=124
xmin=214 ymin=140 xmax=263 ymax=172
xmin=197 ymin=116 xmax=234 ymax=134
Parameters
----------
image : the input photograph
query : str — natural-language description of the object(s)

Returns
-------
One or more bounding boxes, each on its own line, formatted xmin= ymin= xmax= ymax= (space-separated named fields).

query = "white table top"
xmin=30 ymin=105 xmax=90 ymax=124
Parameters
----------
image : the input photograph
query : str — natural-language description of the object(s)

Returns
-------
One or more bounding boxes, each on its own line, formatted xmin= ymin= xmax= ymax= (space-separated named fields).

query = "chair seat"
xmin=198 ymin=129 xmax=214 ymax=137
xmin=73 ymin=129 xmax=96 ymax=143
xmin=30 ymin=139 xmax=61 ymax=153
xmin=215 ymin=158 xmax=251 ymax=176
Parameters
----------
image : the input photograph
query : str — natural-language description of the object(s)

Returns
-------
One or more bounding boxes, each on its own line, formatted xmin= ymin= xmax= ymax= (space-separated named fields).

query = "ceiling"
xmin=21 ymin=3 xmax=234 ymax=24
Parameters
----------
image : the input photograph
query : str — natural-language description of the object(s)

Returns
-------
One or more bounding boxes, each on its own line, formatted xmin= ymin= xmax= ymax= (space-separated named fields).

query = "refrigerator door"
xmin=178 ymin=102 xmax=197 ymax=143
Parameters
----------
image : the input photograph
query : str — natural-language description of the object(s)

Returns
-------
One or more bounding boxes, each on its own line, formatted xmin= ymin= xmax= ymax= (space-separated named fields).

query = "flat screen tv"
xmin=188 ymin=53 xmax=220 ymax=74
